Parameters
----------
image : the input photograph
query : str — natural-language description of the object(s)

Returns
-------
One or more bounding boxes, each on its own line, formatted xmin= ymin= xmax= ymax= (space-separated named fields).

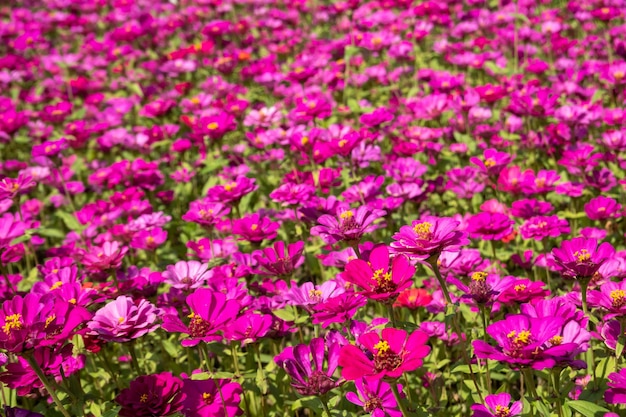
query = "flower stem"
xmin=480 ymin=306 xmax=492 ymax=395
xmin=127 ymin=340 xmax=142 ymax=375
xmin=430 ymin=260 xmax=484 ymax=403
xmin=24 ymin=353 xmax=72 ymax=417
xmin=390 ymin=382 xmax=409 ymax=417
xmin=318 ymin=396 xmax=332 ymax=417
xmin=552 ymin=368 xmax=564 ymax=417
xmin=387 ymin=304 xmax=397 ymax=328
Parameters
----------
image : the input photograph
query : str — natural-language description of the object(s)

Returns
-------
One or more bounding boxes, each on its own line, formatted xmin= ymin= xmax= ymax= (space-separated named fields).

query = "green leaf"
xmin=566 ymin=400 xmax=610 ymax=416
xmin=101 ymin=407 xmax=121 ymax=417
xmin=291 ymin=396 xmax=320 ymax=412
xmin=55 ymin=211 xmax=83 ymax=232
xmin=273 ymin=306 xmax=296 ymax=322
xmin=37 ymin=228 xmax=67 ymax=239
xmin=510 ymin=12 xmax=530 ymax=23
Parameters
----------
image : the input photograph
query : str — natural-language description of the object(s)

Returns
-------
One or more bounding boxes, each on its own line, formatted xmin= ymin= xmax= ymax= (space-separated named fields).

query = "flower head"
xmin=311 ymin=206 xmax=386 ymax=246
xmin=88 ymin=296 xmax=159 ymax=343
xmin=471 ymin=392 xmax=522 ymax=417
xmin=551 ymin=237 xmax=615 ymax=279
xmin=116 ymin=372 xmax=185 ymax=417
xmin=391 ymin=216 xmax=469 ymax=260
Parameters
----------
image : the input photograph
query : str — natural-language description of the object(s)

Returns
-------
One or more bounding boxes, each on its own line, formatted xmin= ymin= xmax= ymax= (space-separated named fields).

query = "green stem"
xmin=231 ymin=342 xmax=241 ymax=378
xmin=552 ymin=368 xmax=564 ymax=417
xmin=25 ymin=353 xmax=72 ymax=417
xmin=480 ymin=306 xmax=493 ymax=395
xmin=390 ymin=382 xmax=409 ymax=417
xmin=128 ymin=340 xmax=141 ymax=375
xmin=318 ymin=396 xmax=332 ymax=417
xmin=387 ymin=304 xmax=397 ymax=328
xmin=430 ymin=259 xmax=484 ymax=403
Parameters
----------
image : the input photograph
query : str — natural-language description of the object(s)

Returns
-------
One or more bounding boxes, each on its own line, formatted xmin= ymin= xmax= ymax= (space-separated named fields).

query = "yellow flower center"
xmin=207 ymin=122 xmax=219 ymax=130
xmin=372 ymin=268 xmax=392 ymax=285
xmin=338 ymin=139 xmax=347 ymax=148
xmin=507 ymin=330 xmax=531 ymax=345
xmin=574 ymin=249 xmax=591 ymax=263
xmin=118 ymin=317 xmax=125 ymax=324
xmin=471 ymin=272 xmax=487 ymax=282
xmin=50 ymin=281 xmax=63 ymax=290
xmin=202 ymin=392 xmax=213 ymax=404
xmin=495 ymin=405 xmax=511 ymax=417
xmin=191 ymin=97 xmax=200 ymax=104
xmin=374 ymin=340 xmax=391 ymax=354
xmin=413 ymin=222 xmax=432 ymax=240
xmin=301 ymin=136 xmax=309 ymax=145
xmin=224 ymin=182 xmax=237 ymax=192
xmin=484 ymin=158 xmax=496 ymax=168
xmin=2 ymin=314 xmax=22 ymax=334
xmin=514 ymin=284 xmax=527 ymax=292
xmin=340 ymin=210 xmax=354 ymax=219
xmin=45 ymin=314 xmax=56 ymax=328
xmin=251 ymin=224 xmax=258 ymax=231
xmin=549 ymin=335 xmax=563 ymax=345
xmin=610 ymin=289 xmax=626 ymax=308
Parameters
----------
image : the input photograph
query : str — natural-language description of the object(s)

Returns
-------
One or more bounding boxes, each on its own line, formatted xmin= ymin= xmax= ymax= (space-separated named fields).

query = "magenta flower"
xmin=338 ymin=328 xmax=430 ymax=380
xmin=346 ymin=378 xmax=403 ymax=417
xmin=473 ymin=314 xmax=582 ymax=370
xmin=519 ymin=216 xmax=570 ymax=241
xmin=206 ymin=177 xmax=257 ymax=205
xmin=584 ymin=196 xmax=622 ymax=221
xmin=310 ymin=206 xmax=386 ymax=246
xmin=470 ymin=148 xmax=513 ymax=177
xmin=87 ymin=296 xmax=159 ymax=343
xmin=510 ymin=199 xmax=553 ymax=219
xmin=130 ymin=227 xmax=167 ymax=251
xmin=224 ymin=312 xmax=272 ymax=346
xmin=471 ymin=393 xmax=522 ymax=417
xmin=80 ymin=241 xmax=128 ymax=273
xmin=312 ymin=293 xmax=367 ymax=328
xmin=115 ymin=372 xmax=185 ymax=417
xmin=390 ymin=216 xmax=469 ymax=260
xmin=587 ymin=281 xmax=626 ymax=319
xmin=162 ymin=288 xmax=240 ymax=346
xmin=0 ymin=174 xmax=36 ymax=201
xmin=269 ymin=183 xmax=316 ymax=206
xmin=181 ymin=378 xmax=243 ymax=417
xmin=0 ymin=293 xmax=91 ymax=353
xmin=182 ymin=201 xmax=230 ymax=228
xmin=497 ymin=279 xmax=550 ymax=304
xmin=252 ymin=241 xmax=305 ymax=277
xmin=274 ymin=337 xmax=344 ymax=396
xmin=4 ymin=407 xmax=43 ymax=417
xmin=605 ymin=368 xmax=626 ymax=404
xmin=467 ymin=212 xmax=514 ymax=241
xmin=0 ymin=213 xmax=26 ymax=250
xmin=551 ymin=237 xmax=615 ymax=279
xmin=448 ymin=272 xmax=516 ymax=306
xmin=343 ymin=245 xmax=414 ymax=302
xmin=163 ymin=261 xmax=211 ymax=291
xmin=232 ymin=213 xmax=280 ymax=242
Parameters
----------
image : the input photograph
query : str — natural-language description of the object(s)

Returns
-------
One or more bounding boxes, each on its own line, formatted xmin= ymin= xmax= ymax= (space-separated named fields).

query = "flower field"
xmin=1 ymin=0 xmax=626 ymax=416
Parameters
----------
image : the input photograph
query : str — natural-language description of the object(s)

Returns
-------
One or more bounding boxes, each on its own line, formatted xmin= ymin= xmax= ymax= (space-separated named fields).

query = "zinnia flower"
xmin=115 ymin=372 xmax=185 ymax=417
xmin=338 ymin=328 xmax=430 ymax=380
xmin=390 ymin=216 xmax=469 ymax=260
xmin=605 ymin=368 xmax=626 ymax=404
xmin=311 ymin=206 xmax=386 ymax=246
xmin=162 ymin=288 xmax=240 ymax=346
xmin=163 ymin=261 xmax=211 ymax=291
xmin=551 ymin=237 xmax=615 ymax=279
xmin=182 ymin=378 xmax=244 ymax=417
xmin=342 ymin=245 xmax=415 ymax=302
xmin=346 ymin=378 xmax=404 ymax=417
xmin=88 ymin=296 xmax=160 ymax=343
xmin=274 ymin=337 xmax=344 ymax=396
xmin=471 ymin=392 xmax=522 ymax=417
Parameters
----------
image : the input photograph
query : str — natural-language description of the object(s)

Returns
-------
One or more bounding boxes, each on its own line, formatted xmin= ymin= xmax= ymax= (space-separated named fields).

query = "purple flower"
xmin=224 ymin=312 xmax=272 ymax=346
xmin=88 ymin=296 xmax=159 ymax=343
xmin=312 ymin=293 xmax=367 ymax=328
xmin=519 ymin=216 xmax=570 ymax=241
xmin=473 ymin=314 xmax=583 ymax=370
xmin=605 ymin=368 xmax=626 ymax=404
xmin=182 ymin=378 xmax=243 ymax=417
xmin=346 ymin=378 xmax=403 ymax=417
xmin=274 ymin=337 xmax=344 ymax=396
xmin=0 ymin=293 xmax=91 ymax=353
xmin=311 ymin=206 xmax=386 ymax=246
xmin=162 ymin=288 xmax=240 ymax=346
xmin=448 ymin=272 xmax=516 ymax=306
xmin=252 ymin=241 xmax=305 ymax=277
xmin=587 ymin=281 xmax=626 ymax=318
xmin=232 ymin=213 xmax=280 ymax=243
xmin=390 ymin=216 xmax=469 ymax=260
xmin=551 ymin=237 xmax=615 ymax=279
xmin=584 ymin=196 xmax=622 ymax=220
xmin=467 ymin=212 xmax=514 ymax=241
xmin=163 ymin=261 xmax=211 ymax=291
xmin=0 ymin=213 xmax=26 ymax=250
xmin=115 ymin=372 xmax=185 ymax=417
xmin=182 ymin=201 xmax=230 ymax=228
xmin=470 ymin=148 xmax=513 ymax=177
xmin=471 ymin=393 xmax=522 ymax=417
xmin=510 ymin=199 xmax=553 ymax=219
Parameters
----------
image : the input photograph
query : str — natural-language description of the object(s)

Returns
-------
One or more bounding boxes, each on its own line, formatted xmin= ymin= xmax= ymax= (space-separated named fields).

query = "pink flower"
xmin=311 ymin=206 xmax=386 ymax=246
xmin=87 ymin=296 xmax=159 ymax=343
xmin=390 ymin=216 xmax=469 ymax=260
xmin=338 ymin=328 xmax=430 ymax=380
xmin=343 ymin=245 xmax=415 ymax=302
xmin=162 ymin=288 xmax=240 ymax=346
xmin=182 ymin=378 xmax=243 ymax=417
xmin=163 ymin=261 xmax=211 ymax=291
xmin=232 ymin=213 xmax=280 ymax=242
xmin=252 ymin=241 xmax=305 ymax=277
